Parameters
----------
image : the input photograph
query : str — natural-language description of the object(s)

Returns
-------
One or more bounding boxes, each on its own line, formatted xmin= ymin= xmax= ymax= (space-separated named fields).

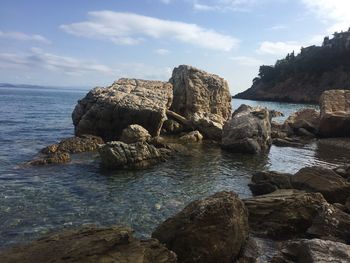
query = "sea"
xmin=1 ymin=86 xmax=350 ymax=249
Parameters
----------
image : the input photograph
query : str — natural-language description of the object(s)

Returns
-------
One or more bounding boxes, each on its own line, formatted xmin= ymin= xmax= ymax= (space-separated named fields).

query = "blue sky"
xmin=0 ymin=0 xmax=349 ymax=94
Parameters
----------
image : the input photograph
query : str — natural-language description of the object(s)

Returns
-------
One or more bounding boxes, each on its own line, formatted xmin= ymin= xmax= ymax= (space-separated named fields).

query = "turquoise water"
xmin=0 ymin=87 xmax=349 ymax=249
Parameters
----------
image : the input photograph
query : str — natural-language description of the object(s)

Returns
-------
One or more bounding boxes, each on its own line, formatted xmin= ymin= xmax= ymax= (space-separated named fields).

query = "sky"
xmin=0 ymin=0 xmax=349 ymax=94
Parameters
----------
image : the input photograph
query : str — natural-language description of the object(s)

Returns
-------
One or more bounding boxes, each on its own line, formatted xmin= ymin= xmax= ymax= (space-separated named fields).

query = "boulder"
xmin=72 ymin=78 xmax=173 ymax=141
xmin=248 ymin=171 xmax=293 ymax=196
xmin=291 ymin=166 xmax=350 ymax=204
xmin=243 ymin=190 xmax=327 ymax=238
xmin=283 ymin=108 xmax=320 ymax=135
xmin=236 ymin=238 xmax=260 ymax=263
xmin=222 ymin=105 xmax=272 ymax=154
xmin=120 ymin=124 xmax=151 ymax=144
xmin=319 ymin=89 xmax=350 ymax=137
xmin=0 ymin=225 xmax=177 ymax=263
xmin=28 ymin=152 xmax=71 ymax=165
xmin=271 ymin=239 xmax=350 ymax=263
xmin=41 ymin=135 xmax=104 ymax=154
xmin=179 ymin=130 xmax=203 ymax=142
xmin=162 ymin=119 xmax=184 ymax=134
xmin=152 ymin=191 xmax=249 ymax=263
xmin=98 ymin=141 xmax=168 ymax=169
xmin=169 ymin=65 xmax=232 ymax=140
xmin=333 ymin=165 xmax=350 ymax=179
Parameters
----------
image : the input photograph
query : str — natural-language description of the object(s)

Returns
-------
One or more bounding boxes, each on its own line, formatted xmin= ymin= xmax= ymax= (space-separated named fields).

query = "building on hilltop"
xmin=323 ymin=27 xmax=350 ymax=49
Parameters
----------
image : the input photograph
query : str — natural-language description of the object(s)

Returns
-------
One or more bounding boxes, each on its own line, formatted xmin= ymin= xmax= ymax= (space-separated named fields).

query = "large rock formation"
xmin=0 ymin=225 xmax=177 ymax=263
xmin=72 ymin=78 xmax=173 ymax=141
xmin=169 ymin=65 xmax=232 ymax=139
xmin=222 ymin=105 xmax=272 ymax=154
xmin=271 ymin=239 xmax=350 ymax=263
xmin=319 ymin=89 xmax=350 ymax=137
xmin=152 ymin=191 xmax=249 ymax=263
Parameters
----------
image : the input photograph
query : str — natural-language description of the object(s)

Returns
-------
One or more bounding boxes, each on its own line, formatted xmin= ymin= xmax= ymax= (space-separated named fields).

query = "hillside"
xmin=235 ymin=29 xmax=350 ymax=104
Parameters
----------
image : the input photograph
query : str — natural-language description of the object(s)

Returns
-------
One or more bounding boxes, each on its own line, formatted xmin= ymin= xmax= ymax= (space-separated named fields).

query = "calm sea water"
xmin=1 ymin=87 xmax=350 ymax=249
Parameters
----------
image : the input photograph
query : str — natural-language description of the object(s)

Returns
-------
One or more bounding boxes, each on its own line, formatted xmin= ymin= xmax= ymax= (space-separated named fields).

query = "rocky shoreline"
xmin=4 ymin=65 xmax=350 ymax=262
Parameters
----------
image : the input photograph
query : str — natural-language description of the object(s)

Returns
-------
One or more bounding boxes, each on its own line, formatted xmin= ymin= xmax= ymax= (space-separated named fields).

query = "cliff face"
xmin=235 ymin=29 xmax=350 ymax=104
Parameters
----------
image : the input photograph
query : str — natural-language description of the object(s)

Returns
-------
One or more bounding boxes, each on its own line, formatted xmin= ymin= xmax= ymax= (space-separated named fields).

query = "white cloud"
xmin=193 ymin=3 xmax=216 ymax=11
xmin=301 ymin=0 xmax=350 ymax=33
xmin=266 ymin=25 xmax=287 ymax=31
xmin=229 ymin=56 xmax=263 ymax=66
xmin=154 ymin=48 xmax=171 ymax=55
xmin=0 ymin=48 xmax=115 ymax=76
xmin=257 ymin=41 xmax=301 ymax=56
xmin=192 ymin=0 xmax=258 ymax=12
xmin=0 ymin=31 xmax=50 ymax=44
xmin=60 ymin=11 xmax=239 ymax=51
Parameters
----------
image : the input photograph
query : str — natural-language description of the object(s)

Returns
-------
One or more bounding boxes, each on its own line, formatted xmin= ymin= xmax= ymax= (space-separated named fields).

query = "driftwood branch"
xmin=166 ymin=110 xmax=194 ymax=129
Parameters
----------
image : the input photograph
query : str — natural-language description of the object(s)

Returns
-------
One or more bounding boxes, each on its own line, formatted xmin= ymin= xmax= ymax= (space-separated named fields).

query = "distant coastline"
xmin=0 ymin=83 xmax=89 ymax=91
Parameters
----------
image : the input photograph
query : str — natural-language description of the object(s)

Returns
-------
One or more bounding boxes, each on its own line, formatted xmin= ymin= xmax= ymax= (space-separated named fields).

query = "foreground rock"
xmin=243 ymin=190 xmax=326 ymax=238
xmin=120 ymin=124 xmax=151 ymax=144
xmin=283 ymin=108 xmax=320 ymax=136
xmin=152 ymin=191 xmax=249 ymax=263
xmin=169 ymin=65 xmax=231 ymax=139
xmin=319 ymin=89 xmax=350 ymax=137
xmin=271 ymin=239 xmax=350 ymax=263
xmin=291 ymin=166 xmax=350 ymax=204
xmin=0 ymin=225 xmax=177 ymax=263
xmin=222 ymin=105 xmax=271 ymax=154
xmin=72 ymin=78 xmax=173 ymax=141
xmin=99 ymin=141 xmax=169 ymax=169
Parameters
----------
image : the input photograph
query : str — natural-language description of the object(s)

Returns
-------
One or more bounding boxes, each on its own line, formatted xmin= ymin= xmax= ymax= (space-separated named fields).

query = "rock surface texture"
xmin=319 ymin=89 xmax=350 ymax=137
xmin=248 ymin=171 xmax=293 ymax=196
xmin=120 ymin=124 xmax=151 ymax=144
xmin=0 ymin=225 xmax=177 ymax=263
xmin=222 ymin=105 xmax=272 ymax=154
xmin=283 ymin=108 xmax=320 ymax=135
xmin=72 ymin=78 xmax=173 ymax=141
xmin=152 ymin=191 xmax=249 ymax=263
xmin=271 ymin=239 xmax=350 ymax=263
xmin=169 ymin=65 xmax=232 ymax=139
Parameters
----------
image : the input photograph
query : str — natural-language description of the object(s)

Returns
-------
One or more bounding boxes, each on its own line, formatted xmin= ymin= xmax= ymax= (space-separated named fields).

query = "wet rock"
xmin=318 ymin=138 xmax=350 ymax=151
xmin=333 ymin=164 xmax=350 ymax=179
xmin=319 ymin=89 xmax=350 ymax=137
xmin=120 ymin=124 xmax=151 ymax=144
xmin=272 ymin=138 xmax=304 ymax=147
xmin=152 ymin=191 xmax=249 ymax=263
xmin=0 ymin=225 xmax=177 ymax=263
xmin=179 ymin=130 xmax=203 ymax=142
xmin=271 ymin=239 xmax=350 ymax=263
xmin=222 ymin=105 xmax=271 ymax=154
xmin=248 ymin=171 xmax=292 ymax=196
xmin=291 ymin=166 xmax=350 ymax=204
xmin=162 ymin=119 xmax=184 ymax=134
xmin=243 ymin=190 xmax=327 ymax=238
xmin=98 ymin=141 xmax=168 ymax=169
xmin=169 ymin=65 xmax=231 ymax=140
xmin=29 ymin=152 xmax=71 ymax=165
xmin=41 ymin=135 xmax=104 ymax=154
xmin=72 ymin=78 xmax=173 ymax=141
xmin=283 ymin=108 xmax=320 ymax=135
xmin=236 ymin=238 xmax=260 ymax=263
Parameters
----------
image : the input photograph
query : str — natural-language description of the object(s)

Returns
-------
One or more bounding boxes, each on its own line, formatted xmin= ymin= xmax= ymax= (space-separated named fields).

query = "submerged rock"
xmin=0 ymin=225 xmax=177 ymax=263
xmin=179 ymin=130 xmax=203 ymax=142
xmin=152 ymin=191 xmax=249 ymax=263
xmin=98 ymin=141 xmax=168 ymax=169
xmin=72 ymin=78 xmax=173 ymax=141
xmin=120 ymin=124 xmax=151 ymax=144
xmin=291 ymin=166 xmax=350 ymax=204
xmin=319 ymin=89 xmax=350 ymax=137
xmin=169 ymin=65 xmax=232 ymax=140
xmin=271 ymin=239 xmax=350 ymax=263
xmin=28 ymin=152 xmax=71 ymax=165
xmin=222 ymin=105 xmax=271 ymax=154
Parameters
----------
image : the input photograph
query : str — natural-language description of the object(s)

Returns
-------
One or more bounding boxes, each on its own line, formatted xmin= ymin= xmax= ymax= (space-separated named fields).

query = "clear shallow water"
xmin=1 ymin=87 xmax=350 ymax=249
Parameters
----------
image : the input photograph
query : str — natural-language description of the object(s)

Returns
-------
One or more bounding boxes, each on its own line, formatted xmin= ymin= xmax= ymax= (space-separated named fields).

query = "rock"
xmin=307 ymin=202 xmax=350 ymax=243
xmin=271 ymin=239 xmax=350 ymax=263
xmin=269 ymin=109 xmax=284 ymax=119
xmin=291 ymin=166 xmax=350 ymax=204
xmin=28 ymin=152 xmax=71 ymax=165
xmin=319 ymin=89 xmax=350 ymax=137
xmin=297 ymin=127 xmax=316 ymax=138
xmin=152 ymin=191 xmax=249 ymax=263
xmin=222 ymin=105 xmax=272 ymax=154
xmin=333 ymin=165 xmax=350 ymax=179
xmin=72 ymin=78 xmax=173 ymax=141
xmin=346 ymin=197 xmax=350 ymax=212
xmin=236 ymin=238 xmax=260 ymax=263
xmin=169 ymin=65 xmax=231 ymax=140
xmin=162 ymin=119 xmax=184 ymax=134
xmin=243 ymin=190 xmax=327 ymax=238
xmin=120 ymin=124 xmax=151 ymax=144
xmin=248 ymin=171 xmax=292 ymax=196
xmin=318 ymin=138 xmax=350 ymax=151
xmin=41 ymin=135 xmax=104 ymax=154
xmin=179 ymin=130 xmax=203 ymax=142
xmin=272 ymin=138 xmax=304 ymax=147
xmin=283 ymin=108 xmax=320 ymax=134
xmin=98 ymin=141 xmax=168 ymax=169
xmin=0 ymin=225 xmax=177 ymax=263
